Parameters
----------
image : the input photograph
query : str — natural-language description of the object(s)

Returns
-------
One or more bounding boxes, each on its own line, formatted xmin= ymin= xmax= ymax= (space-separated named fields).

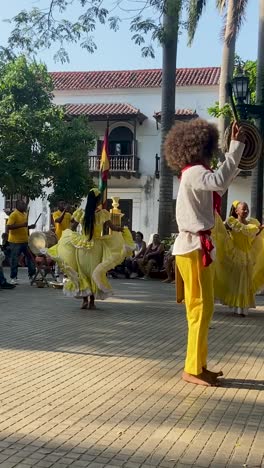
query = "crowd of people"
xmin=0 ymin=199 xmax=176 ymax=293
xmin=1 ymin=118 xmax=264 ymax=388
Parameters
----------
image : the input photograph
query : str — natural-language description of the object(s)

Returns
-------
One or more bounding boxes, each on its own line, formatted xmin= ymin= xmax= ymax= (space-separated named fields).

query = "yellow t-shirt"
xmin=7 ymin=209 xmax=28 ymax=244
xmin=52 ymin=210 xmax=72 ymax=240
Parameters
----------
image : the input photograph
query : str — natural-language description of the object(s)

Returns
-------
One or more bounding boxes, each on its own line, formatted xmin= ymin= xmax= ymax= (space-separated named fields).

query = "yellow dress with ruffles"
xmin=48 ymin=208 xmax=134 ymax=299
xmin=213 ymin=214 xmax=264 ymax=309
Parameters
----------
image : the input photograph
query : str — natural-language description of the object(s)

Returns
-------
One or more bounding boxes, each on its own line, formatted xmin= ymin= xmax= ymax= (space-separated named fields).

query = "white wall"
xmin=53 ymin=85 xmax=219 ymax=177
xmin=1 ymin=83 xmax=254 ymax=240
xmin=227 ymin=175 xmax=252 ymax=215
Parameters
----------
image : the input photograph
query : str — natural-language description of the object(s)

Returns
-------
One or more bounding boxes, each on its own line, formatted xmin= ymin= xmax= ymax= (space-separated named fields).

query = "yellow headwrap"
xmin=232 ymin=200 xmax=240 ymax=209
xmin=90 ymin=187 xmax=101 ymax=197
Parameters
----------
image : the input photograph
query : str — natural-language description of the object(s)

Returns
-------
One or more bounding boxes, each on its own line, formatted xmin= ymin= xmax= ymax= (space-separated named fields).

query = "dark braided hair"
xmin=83 ymin=190 xmax=101 ymax=240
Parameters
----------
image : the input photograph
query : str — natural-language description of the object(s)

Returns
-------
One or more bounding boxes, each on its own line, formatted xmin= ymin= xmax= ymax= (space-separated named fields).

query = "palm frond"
xmin=216 ymin=0 xmax=227 ymax=12
xmin=224 ymin=0 xmax=249 ymax=45
xmin=187 ymin=0 xmax=207 ymax=46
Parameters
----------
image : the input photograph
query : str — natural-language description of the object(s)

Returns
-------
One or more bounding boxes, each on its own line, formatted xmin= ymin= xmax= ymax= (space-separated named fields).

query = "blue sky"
xmin=0 ymin=1 xmax=259 ymax=71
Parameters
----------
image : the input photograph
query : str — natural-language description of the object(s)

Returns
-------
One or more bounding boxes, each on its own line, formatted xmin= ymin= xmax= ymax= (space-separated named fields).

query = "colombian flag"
xmin=99 ymin=126 xmax=110 ymax=208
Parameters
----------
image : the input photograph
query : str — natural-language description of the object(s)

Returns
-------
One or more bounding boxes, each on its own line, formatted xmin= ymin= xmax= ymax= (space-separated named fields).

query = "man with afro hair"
xmin=164 ymin=119 xmax=246 ymax=386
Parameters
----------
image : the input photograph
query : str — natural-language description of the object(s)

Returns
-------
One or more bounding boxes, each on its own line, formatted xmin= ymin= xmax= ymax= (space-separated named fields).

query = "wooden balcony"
xmin=88 ymin=155 xmax=140 ymax=178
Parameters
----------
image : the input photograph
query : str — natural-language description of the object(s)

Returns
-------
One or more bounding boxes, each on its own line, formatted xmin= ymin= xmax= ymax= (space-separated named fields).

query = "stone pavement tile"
xmin=0 ymin=275 xmax=264 ymax=468
xmin=23 ymin=452 xmax=45 ymax=461
xmin=0 ymin=463 xmax=23 ymax=468
xmin=39 ymin=455 xmax=61 ymax=463
xmin=116 ymin=463 xmax=141 ymax=468
xmin=16 ymin=460 xmax=40 ymax=467
xmin=70 ymin=461 xmax=95 ymax=468
xmin=78 ymin=453 xmax=97 ymax=462
xmin=0 ymin=441 xmax=12 ymax=449
xmin=0 ymin=454 xmax=10 ymax=463
xmin=13 ymin=465 xmax=35 ymax=468
xmin=41 ymin=464 xmax=71 ymax=468
xmin=63 ymin=451 xmax=81 ymax=460
xmin=81 ymin=464 xmax=105 ymax=468
xmin=104 ymin=461 xmax=130 ymax=467
xmin=70 ymin=447 xmax=87 ymax=455
xmin=31 ymin=461 xmax=54 ymax=468
xmin=4 ymin=456 xmax=30 ymax=465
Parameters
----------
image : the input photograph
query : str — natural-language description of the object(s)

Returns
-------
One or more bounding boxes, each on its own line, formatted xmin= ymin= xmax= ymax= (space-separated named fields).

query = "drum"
xmin=224 ymin=121 xmax=263 ymax=170
xmin=29 ymin=231 xmax=58 ymax=255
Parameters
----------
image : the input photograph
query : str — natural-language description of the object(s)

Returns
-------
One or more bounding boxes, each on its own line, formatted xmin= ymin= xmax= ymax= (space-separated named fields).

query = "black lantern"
xmin=232 ymin=73 xmax=250 ymax=104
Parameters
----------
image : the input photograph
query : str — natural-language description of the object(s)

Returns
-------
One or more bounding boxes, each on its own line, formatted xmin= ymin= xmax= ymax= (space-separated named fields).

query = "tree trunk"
xmin=157 ymin=0 xmax=181 ymax=239
xmin=218 ymin=0 xmax=237 ymax=219
xmin=251 ymin=0 xmax=264 ymax=221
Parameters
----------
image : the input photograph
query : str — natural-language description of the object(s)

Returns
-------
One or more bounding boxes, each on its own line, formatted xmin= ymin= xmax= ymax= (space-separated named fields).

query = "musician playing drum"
xmin=52 ymin=200 xmax=72 ymax=240
xmin=52 ymin=200 xmax=72 ymax=280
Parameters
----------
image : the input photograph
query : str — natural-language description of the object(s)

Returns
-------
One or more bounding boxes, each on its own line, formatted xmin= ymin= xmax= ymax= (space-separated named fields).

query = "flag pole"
xmin=104 ymin=116 xmax=110 ymax=209
xmin=99 ymin=117 xmax=110 ymax=209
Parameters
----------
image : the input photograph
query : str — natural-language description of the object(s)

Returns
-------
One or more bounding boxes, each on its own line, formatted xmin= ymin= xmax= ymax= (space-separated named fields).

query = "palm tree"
xmin=158 ymin=0 xmax=183 ymax=239
xmin=187 ymin=0 xmax=249 ymax=218
xmin=251 ymin=0 xmax=264 ymax=220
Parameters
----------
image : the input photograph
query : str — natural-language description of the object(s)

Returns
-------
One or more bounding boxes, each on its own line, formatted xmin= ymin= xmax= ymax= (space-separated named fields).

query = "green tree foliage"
xmin=46 ymin=117 xmax=95 ymax=207
xmin=6 ymin=0 xmax=183 ymax=61
xmin=208 ymin=57 xmax=257 ymax=119
xmin=187 ymin=0 xmax=249 ymax=46
xmin=0 ymin=55 xmax=95 ymax=204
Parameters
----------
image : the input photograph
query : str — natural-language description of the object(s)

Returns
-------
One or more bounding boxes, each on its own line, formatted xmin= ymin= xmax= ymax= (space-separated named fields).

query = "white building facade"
xmin=0 ymin=67 xmax=252 ymax=241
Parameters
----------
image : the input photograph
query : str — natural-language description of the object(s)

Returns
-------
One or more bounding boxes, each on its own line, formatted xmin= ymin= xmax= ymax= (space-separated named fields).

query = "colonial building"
xmin=0 ymin=67 xmax=252 ymax=241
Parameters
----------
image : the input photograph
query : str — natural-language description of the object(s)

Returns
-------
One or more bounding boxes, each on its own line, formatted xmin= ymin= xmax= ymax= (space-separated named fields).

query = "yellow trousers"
xmin=176 ymin=250 xmax=214 ymax=376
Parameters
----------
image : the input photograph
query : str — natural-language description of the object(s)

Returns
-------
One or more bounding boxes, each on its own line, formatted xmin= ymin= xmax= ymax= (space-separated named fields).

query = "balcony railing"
xmin=89 ymin=155 xmax=140 ymax=177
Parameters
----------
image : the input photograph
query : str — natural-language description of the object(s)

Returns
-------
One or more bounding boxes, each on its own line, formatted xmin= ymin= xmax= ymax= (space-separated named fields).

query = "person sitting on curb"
xmin=138 ymin=234 xmax=164 ymax=280
xmin=125 ymin=231 xmax=147 ymax=278
xmin=0 ymin=252 xmax=15 ymax=289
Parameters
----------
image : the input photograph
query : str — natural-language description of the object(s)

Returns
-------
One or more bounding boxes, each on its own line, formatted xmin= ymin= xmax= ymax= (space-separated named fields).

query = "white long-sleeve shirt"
xmin=173 ymin=140 xmax=245 ymax=256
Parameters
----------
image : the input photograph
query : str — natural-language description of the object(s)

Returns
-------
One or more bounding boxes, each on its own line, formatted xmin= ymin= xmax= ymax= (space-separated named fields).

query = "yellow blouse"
xmin=71 ymin=208 xmax=111 ymax=248
xmin=227 ymin=216 xmax=260 ymax=252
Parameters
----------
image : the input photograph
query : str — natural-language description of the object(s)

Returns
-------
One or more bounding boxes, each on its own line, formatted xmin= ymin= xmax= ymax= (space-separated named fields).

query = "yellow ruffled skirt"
xmin=48 ymin=227 xmax=134 ymax=299
xmin=213 ymin=214 xmax=264 ymax=309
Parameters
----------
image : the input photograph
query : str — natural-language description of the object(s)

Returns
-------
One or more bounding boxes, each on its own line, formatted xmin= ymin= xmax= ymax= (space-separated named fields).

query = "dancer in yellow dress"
xmin=164 ymin=119 xmax=246 ymax=387
xmin=214 ymin=200 xmax=264 ymax=316
xmin=48 ymin=188 xmax=134 ymax=309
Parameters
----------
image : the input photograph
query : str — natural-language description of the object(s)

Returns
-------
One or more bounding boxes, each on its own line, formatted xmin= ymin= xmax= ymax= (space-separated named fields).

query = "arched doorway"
xmin=109 ymin=126 xmax=133 ymax=156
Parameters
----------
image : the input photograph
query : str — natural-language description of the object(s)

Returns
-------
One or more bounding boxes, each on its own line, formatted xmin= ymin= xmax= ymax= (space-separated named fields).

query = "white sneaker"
xmin=10 ymin=279 xmax=18 ymax=285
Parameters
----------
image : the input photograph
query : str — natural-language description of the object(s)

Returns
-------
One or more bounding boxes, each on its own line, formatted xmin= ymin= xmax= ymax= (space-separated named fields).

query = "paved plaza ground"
xmin=0 ymin=269 xmax=264 ymax=468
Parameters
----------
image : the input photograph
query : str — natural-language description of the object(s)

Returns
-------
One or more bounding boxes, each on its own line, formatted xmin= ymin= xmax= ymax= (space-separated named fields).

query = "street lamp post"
xmin=230 ymin=74 xmax=264 ymax=222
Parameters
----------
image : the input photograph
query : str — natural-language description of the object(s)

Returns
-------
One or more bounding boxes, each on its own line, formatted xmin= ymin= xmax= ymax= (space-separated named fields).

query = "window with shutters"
xmin=4 ymin=194 xmax=28 ymax=214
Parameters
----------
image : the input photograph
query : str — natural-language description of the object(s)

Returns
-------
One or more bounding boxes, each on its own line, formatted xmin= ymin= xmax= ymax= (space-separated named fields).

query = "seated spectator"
xmin=125 ymin=231 xmax=147 ymax=278
xmin=162 ymin=245 xmax=175 ymax=283
xmin=1 ymin=232 xmax=11 ymax=265
xmin=138 ymin=234 xmax=164 ymax=279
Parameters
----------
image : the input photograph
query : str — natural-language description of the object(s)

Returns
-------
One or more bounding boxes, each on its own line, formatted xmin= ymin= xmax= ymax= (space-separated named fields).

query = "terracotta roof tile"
xmin=154 ymin=109 xmax=198 ymax=118
xmin=51 ymin=67 xmax=220 ymax=90
xmin=64 ymin=102 xmax=147 ymax=121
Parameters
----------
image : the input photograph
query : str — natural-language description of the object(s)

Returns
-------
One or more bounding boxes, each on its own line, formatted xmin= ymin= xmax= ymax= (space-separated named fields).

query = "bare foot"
xmin=88 ymin=296 xmax=96 ymax=310
xmin=182 ymin=371 xmax=219 ymax=387
xmin=203 ymin=367 xmax=223 ymax=379
xmin=162 ymin=278 xmax=170 ymax=283
xmin=81 ymin=299 xmax=88 ymax=310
